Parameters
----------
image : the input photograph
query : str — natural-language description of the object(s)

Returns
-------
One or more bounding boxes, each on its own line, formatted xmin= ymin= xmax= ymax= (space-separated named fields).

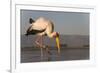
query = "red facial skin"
xmin=53 ymin=32 xmax=59 ymax=38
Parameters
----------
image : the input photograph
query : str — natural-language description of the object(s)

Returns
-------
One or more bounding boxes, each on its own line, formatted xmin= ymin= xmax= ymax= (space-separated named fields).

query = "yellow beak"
xmin=56 ymin=36 xmax=60 ymax=54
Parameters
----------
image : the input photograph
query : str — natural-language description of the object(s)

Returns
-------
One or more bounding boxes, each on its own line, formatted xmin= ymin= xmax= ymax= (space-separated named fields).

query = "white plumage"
xmin=28 ymin=17 xmax=54 ymax=37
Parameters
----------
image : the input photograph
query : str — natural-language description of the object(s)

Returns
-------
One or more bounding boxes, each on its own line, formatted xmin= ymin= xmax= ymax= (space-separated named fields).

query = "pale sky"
xmin=20 ymin=9 xmax=89 ymax=35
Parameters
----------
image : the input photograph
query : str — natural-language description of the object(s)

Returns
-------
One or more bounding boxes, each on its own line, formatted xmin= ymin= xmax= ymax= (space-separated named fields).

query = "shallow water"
xmin=21 ymin=47 xmax=89 ymax=63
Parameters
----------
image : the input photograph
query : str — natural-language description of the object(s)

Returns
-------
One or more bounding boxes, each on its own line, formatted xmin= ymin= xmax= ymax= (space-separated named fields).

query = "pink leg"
xmin=35 ymin=36 xmax=51 ymax=61
xmin=35 ymin=36 xmax=41 ymax=47
xmin=35 ymin=36 xmax=45 ymax=48
xmin=40 ymin=36 xmax=43 ymax=60
xmin=35 ymin=36 xmax=44 ymax=60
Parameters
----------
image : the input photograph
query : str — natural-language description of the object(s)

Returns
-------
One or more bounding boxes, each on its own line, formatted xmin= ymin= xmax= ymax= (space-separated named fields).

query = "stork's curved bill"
xmin=56 ymin=36 xmax=60 ymax=54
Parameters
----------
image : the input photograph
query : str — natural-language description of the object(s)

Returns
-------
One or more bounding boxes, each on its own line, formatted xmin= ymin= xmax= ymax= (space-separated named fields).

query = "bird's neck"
xmin=47 ymin=32 xmax=54 ymax=38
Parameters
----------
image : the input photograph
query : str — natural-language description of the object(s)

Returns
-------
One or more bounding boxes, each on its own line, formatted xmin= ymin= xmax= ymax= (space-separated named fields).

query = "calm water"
xmin=21 ymin=47 xmax=89 ymax=63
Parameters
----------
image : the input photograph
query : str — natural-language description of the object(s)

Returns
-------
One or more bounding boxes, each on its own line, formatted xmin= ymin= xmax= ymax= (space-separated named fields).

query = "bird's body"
xmin=26 ymin=17 xmax=60 ymax=59
xmin=26 ymin=17 xmax=54 ymax=38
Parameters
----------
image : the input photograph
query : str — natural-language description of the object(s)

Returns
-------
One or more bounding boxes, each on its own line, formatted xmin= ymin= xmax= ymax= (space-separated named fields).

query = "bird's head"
xmin=52 ymin=32 xmax=61 ymax=54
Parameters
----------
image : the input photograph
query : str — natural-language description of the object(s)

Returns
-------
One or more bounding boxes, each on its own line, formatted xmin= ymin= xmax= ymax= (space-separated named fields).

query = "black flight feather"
xmin=25 ymin=27 xmax=46 ymax=36
xmin=29 ymin=18 xmax=35 ymax=24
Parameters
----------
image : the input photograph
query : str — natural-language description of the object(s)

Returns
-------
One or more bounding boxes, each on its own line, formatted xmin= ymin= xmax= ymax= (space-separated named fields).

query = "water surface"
xmin=21 ymin=47 xmax=89 ymax=63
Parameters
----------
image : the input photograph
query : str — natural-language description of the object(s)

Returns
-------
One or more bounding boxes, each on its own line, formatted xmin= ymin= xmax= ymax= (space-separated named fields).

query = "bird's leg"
xmin=35 ymin=36 xmax=44 ymax=60
xmin=40 ymin=36 xmax=43 ymax=60
xmin=45 ymin=46 xmax=51 ymax=55
xmin=35 ymin=36 xmax=45 ymax=48
xmin=35 ymin=36 xmax=42 ymax=47
xmin=45 ymin=46 xmax=51 ymax=61
xmin=40 ymin=37 xmax=51 ymax=61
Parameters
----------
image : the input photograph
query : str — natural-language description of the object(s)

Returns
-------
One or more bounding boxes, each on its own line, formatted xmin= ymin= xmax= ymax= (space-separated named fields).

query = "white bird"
xmin=25 ymin=17 xmax=61 ymax=58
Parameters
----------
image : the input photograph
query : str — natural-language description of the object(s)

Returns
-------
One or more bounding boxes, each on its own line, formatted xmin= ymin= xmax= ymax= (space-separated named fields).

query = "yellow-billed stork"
xmin=25 ymin=17 xmax=60 ymax=59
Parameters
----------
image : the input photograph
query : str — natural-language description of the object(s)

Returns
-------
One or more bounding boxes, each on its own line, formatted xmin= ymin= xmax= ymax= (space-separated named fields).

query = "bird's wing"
xmin=30 ymin=17 xmax=54 ymax=34
xmin=26 ymin=24 xmax=46 ymax=35
xmin=31 ymin=24 xmax=46 ymax=30
xmin=31 ymin=17 xmax=48 ymax=30
xmin=45 ymin=21 xmax=54 ymax=37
